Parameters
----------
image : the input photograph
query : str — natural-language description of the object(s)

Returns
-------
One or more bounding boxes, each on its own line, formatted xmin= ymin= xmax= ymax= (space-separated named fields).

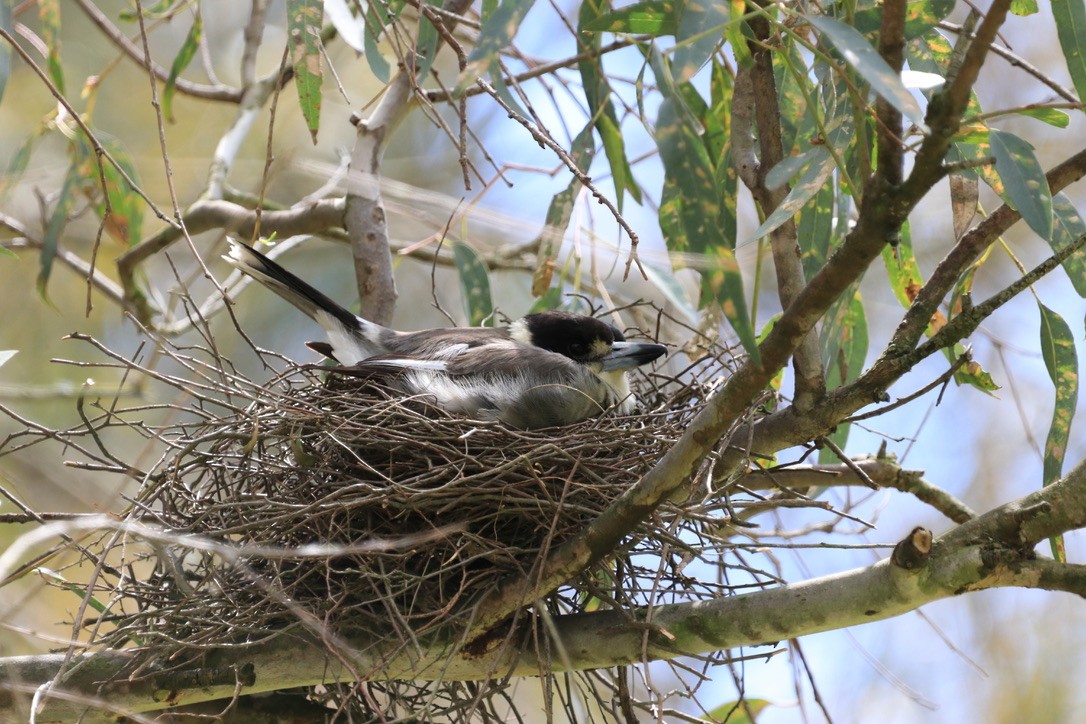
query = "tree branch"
xmin=4 ymin=459 xmax=1083 ymax=720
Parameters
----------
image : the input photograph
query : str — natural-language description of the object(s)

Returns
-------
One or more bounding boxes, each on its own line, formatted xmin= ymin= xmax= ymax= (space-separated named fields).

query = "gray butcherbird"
xmin=224 ymin=240 xmax=667 ymax=428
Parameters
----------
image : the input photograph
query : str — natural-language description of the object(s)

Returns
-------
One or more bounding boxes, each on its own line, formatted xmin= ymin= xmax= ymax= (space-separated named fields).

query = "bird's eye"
xmin=569 ymin=342 xmax=588 ymax=356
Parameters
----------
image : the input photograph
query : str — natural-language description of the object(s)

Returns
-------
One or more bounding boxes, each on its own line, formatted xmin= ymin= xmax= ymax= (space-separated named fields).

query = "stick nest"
xmin=107 ymin=342 xmax=742 ymax=652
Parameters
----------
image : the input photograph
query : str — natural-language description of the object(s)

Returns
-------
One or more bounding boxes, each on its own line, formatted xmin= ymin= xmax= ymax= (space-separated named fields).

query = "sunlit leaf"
xmin=1050 ymin=192 xmax=1086 ymax=297
xmin=1015 ymin=106 xmax=1070 ymax=128
xmin=673 ymin=0 xmax=728 ymax=82
xmin=706 ymin=697 xmax=772 ymax=723
xmin=0 ymin=350 xmax=16 ymax=368
xmin=807 ymin=15 xmax=925 ymax=129
xmin=163 ymin=12 xmax=201 ymax=123
xmin=1011 ymin=0 xmax=1039 ymax=15
xmin=1038 ymin=303 xmax=1077 ymax=561
xmin=288 ymin=0 xmax=323 ymax=143
xmin=1052 ymin=0 xmax=1086 ymax=110
xmin=453 ymin=241 xmax=494 ymax=326
xmin=990 ymin=128 xmax=1053 ymax=241
xmin=583 ymin=0 xmax=676 ymax=35
xmin=325 ymin=0 xmax=366 ymax=52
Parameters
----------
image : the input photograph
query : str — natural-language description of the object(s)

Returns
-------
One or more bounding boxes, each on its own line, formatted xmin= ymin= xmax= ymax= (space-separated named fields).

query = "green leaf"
xmin=461 ymin=0 xmax=531 ymax=84
xmin=656 ymin=94 xmax=758 ymax=360
xmin=643 ymin=262 xmax=697 ymax=322
xmin=1010 ymin=0 xmax=1040 ymax=14
xmin=38 ymin=0 xmax=64 ymax=94
xmin=362 ymin=0 xmax=392 ymax=82
xmin=287 ymin=0 xmax=324 ymax=143
xmin=583 ymin=0 xmax=676 ymax=35
xmin=531 ymin=124 xmax=596 ymax=297
xmin=989 ymin=129 xmax=1053 ymax=241
xmin=881 ymin=221 xmax=925 ymax=310
xmin=0 ymin=246 xmax=15 ymax=259
xmin=579 ymin=0 xmax=641 ymax=210
xmin=852 ymin=0 xmax=957 ymax=40
xmin=798 ymin=180 xmax=835 ymax=281
xmin=528 ymin=284 xmax=562 ymax=313
xmin=163 ymin=12 xmax=202 ymax=123
xmin=673 ymin=0 xmax=729 ymax=82
xmin=1038 ymin=303 xmax=1077 ymax=561
xmin=1015 ymin=106 xmax=1070 ymax=128
xmin=414 ymin=9 xmax=440 ymax=83
xmin=452 ymin=241 xmax=494 ymax=326
xmin=807 ymin=15 xmax=925 ymax=129
xmin=743 ymin=147 xmax=834 ymax=245
xmin=706 ymin=697 xmax=772 ymax=723
xmin=819 ymin=287 xmax=867 ymax=464
xmin=39 ymin=166 xmax=78 ymax=300
xmin=1039 ymin=303 xmax=1079 ymax=486
xmin=0 ymin=131 xmax=38 ymax=203
xmin=1050 ymin=192 xmax=1086 ymax=297
xmin=72 ymin=134 xmax=143 ymax=246
xmin=1053 ymin=0 xmax=1086 ymax=111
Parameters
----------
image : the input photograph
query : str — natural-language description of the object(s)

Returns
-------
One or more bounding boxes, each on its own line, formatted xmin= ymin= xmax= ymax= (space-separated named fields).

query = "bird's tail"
xmin=223 ymin=239 xmax=384 ymax=363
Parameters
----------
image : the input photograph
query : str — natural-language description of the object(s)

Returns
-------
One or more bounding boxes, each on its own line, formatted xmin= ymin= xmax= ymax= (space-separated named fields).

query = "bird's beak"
xmin=600 ymin=341 xmax=667 ymax=371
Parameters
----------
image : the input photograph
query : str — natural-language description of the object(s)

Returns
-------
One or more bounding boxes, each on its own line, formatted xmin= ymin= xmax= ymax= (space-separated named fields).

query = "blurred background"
xmin=1 ymin=1 xmax=1085 ymax=721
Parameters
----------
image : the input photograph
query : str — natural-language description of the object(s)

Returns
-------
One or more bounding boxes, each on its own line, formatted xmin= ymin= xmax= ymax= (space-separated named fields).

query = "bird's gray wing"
xmin=329 ymin=342 xmax=614 ymax=428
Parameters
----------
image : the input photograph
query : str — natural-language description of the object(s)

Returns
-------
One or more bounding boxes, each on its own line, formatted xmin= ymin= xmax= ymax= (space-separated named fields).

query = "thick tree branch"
xmin=743 ymin=7 xmax=825 ymax=410
xmin=3 ymin=459 xmax=1082 ymax=721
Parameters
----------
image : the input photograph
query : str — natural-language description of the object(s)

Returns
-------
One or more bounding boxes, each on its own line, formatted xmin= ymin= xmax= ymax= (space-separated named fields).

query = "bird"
xmin=223 ymin=240 xmax=667 ymax=429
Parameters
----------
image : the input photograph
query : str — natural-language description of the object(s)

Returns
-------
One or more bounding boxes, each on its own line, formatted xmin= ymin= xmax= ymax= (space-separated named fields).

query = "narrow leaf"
xmin=949 ymin=173 xmax=978 ymax=240
xmin=743 ymin=147 xmax=834 ymax=245
xmin=453 ymin=241 xmax=494 ymax=326
xmin=325 ymin=0 xmax=366 ymax=52
xmin=531 ymin=126 xmax=596 ymax=297
xmin=39 ymin=166 xmax=78 ymax=300
xmin=461 ymin=0 xmax=531 ymax=83
xmin=807 ymin=15 xmax=925 ymax=129
xmin=989 ymin=128 xmax=1053 ymax=241
xmin=1015 ymin=106 xmax=1070 ymax=128
xmin=1052 ymin=0 xmax=1086 ymax=112
xmin=0 ymin=350 xmax=16 ymax=368
xmin=819 ymin=288 xmax=867 ymax=463
xmin=673 ymin=0 xmax=728 ymax=82
xmin=362 ymin=0 xmax=392 ymax=82
xmin=287 ymin=0 xmax=324 ymax=143
xmin=38 ymin=0 xmax=64 ymax=94
xmin=163 ymin=12 xmax=201 ymax=123
xmin=1039 ymin=303 xmax=1077 ymax=561
xmin=1050 ymin=192 xmax=1086 ymax=297
xmin=583 ymin=0 xmax=676 ymax=35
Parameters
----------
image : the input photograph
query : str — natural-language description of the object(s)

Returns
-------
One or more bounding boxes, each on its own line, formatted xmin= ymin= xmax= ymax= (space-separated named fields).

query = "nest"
xmin=34 ymin=329 xmax=755 ymax=718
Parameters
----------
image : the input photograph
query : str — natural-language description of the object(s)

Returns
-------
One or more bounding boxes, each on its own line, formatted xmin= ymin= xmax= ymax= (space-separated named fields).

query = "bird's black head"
xmin=514 ymin=311 xmax=622 ymax=361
